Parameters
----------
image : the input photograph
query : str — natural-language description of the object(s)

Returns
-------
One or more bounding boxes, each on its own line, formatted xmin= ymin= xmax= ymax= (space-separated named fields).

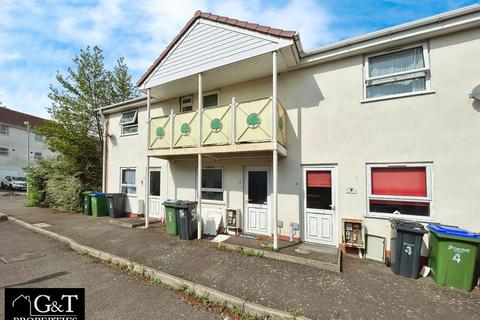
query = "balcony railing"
xmin=149 ymin=97 xmax=287 ymax=150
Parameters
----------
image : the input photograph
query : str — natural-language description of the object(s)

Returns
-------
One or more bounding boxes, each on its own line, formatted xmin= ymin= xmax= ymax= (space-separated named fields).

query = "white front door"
xmin=148 ymin=168 xmax=163 ymax=220
xmin=303 ymin=166 xmax=337 ymax=246
xmin=244 ymin=166 xmax=270 ymax=235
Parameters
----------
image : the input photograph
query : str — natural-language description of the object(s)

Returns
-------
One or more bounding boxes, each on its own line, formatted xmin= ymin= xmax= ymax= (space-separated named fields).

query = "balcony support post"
xmin=145 ymin=88 xmax=151 ymax=229
xmin=231 ymin=96 xmax=236 ymax=144
xmin=197 ymin=153 xmax=202 ymax=239
xmin=145 ymin=155 xmax=150 ymax=229
xmin=170 ymin=109 xmax=174 ymax=149
xmin=272 ymin=51 xmax=279 ymax=250
xmin=197 ymin=73 xmax=203 ymax=239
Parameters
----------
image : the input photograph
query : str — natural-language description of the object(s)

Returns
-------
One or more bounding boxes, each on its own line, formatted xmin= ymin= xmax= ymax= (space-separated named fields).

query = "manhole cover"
xmin=33 ymin=222 xmax=51 ymax=228
xmin=0 ymin=251 xmax=44 ymax=264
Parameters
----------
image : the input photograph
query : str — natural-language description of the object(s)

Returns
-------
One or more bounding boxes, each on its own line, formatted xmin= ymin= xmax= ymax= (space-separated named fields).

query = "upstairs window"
xmin=180 ymin=95 xmax=193 ymax=112
xmin=120 ymin=110 xmax=138 ymax=135
xmin=0 ymin=124 xmax=8 ymax=135
xmin=203 ymin=92 xmax=219 ymax=108
xmin=367 ymin=163 xmax=432 ymax=217
xmin=364 ymin=44 xmax=429 ymax=100
xmin=0 ymin=147 xmax=8 ymax=156
xmin=201 ymin=168 xmax=223 ymax=201
xmin=35 ymin=133 xmax=43 ymax=142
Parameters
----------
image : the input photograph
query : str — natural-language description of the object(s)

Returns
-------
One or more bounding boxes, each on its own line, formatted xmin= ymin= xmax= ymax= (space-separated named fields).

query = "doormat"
xmin=239 ymin=233 xmax=257 ymax=239
xmin=211 ymin=234 xmax=230 ymax=243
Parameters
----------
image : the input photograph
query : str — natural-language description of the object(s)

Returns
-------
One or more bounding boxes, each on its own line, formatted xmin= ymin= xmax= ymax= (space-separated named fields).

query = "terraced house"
xmin=100 ymin=5 xmax=480 ymax=258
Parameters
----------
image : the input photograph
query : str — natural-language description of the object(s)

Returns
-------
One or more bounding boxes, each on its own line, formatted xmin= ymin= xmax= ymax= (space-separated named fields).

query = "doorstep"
xmin=217 ymin=235 xmax=342 ymax=273
xmin=109 ymin=217 xmax=163 ymax=228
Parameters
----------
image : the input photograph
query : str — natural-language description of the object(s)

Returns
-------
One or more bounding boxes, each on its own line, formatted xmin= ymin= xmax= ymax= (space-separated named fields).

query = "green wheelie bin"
xmin=91 ymin=192 xmax=109 ymax=217
xmin=163 ymin=200 xmax=179 ymax=235
xmin=428 ymin=224 xmax=480 ymax=292
xmin=83 ymin=191 xmax=93 ymax=215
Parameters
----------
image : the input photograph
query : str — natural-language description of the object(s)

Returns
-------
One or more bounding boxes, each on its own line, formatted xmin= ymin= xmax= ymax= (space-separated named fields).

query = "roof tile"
xmin=0 ymin=108 xmax=46 ymax=127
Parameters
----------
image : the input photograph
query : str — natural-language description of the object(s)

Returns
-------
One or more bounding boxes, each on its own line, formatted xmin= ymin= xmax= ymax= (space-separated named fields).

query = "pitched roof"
xmin=0 ymin=107 xmax=47 ymax=127
xmin=137 ymin=10 xmax=297 ymax=87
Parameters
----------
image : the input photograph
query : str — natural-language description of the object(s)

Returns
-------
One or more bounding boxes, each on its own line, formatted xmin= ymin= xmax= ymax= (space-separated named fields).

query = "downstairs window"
xmin=367 ymin=164 xmax=432 ymax=217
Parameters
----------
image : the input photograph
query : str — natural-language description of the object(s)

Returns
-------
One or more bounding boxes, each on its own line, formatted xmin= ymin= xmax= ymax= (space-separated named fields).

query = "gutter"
xmin=296 ymin=4 xmax=480 ymax=66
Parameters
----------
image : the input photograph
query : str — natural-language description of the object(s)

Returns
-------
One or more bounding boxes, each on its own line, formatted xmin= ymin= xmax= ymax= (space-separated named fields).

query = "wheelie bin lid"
xmin=391 ymin=219 xmax=427 ymax=234
xmin=83 ymin=191 xmax=93 ymax=195
xmin=90 ymin=192 xmax=106 ymax=197
xmin=106 ymin=193 xmax=126 ymax=197
xmin=428 ymin=224 xmax=480 ymax=242
xmin=163 ymin=199 xmax=198 ymax=208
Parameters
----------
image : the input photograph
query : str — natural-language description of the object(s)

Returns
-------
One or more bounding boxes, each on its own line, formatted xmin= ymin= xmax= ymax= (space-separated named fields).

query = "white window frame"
xmin=120 ymin=167 xmax=137 ymax=196
xmin=34 ymin=152 xmax=42 ymax=160
xmin=180 ymin=95 xmax=193 ymax=112
xmin=366 ymin=162 xmax=434 ymax=221
xmin=202 ymin=90 xmax=220 ymax=108
xmin=120 ymin=109 xmax=138 ymax=136
xmin=0 ymin=124 xmax=8 ymax=135
xmin=34 ymin=133 xmax=43 ymax=142
xmin=363 ymin=43 xmax=431 ymax=102
xmin=200 ymin=167 xmax=224 ymax=204
xmin=0 ymin=147 xmax=9 ymax=157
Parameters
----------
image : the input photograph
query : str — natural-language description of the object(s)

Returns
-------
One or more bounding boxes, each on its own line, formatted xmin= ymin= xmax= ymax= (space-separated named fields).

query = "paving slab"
xmin=1 ymin=195 xmax=479 ymax=320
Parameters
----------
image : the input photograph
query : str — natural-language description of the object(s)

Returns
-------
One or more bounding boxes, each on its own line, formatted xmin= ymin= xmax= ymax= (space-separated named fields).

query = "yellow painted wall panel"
xmin=174 ymin=111 xmax=198 ymax=147
xmin=236 ymin=97 xmax=272 ymax=143
xmin=150 ymin=116 xmax=170 ymax=149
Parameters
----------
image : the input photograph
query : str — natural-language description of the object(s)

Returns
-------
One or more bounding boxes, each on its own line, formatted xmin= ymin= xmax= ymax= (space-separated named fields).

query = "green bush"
xmin=25 ymin=156 xmax=88 ymax=213
xmin=45 ymin=173 xmax=83 ymax=212
xmin=24 ymin=160 xmax=50 ymax=207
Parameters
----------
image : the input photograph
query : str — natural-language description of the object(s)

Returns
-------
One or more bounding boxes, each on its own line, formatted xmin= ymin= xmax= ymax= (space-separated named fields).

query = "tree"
xmin=36 ymin=46 xmax=137 ymax=193
xmin=111 ymin=57 xmax=138 ymax=103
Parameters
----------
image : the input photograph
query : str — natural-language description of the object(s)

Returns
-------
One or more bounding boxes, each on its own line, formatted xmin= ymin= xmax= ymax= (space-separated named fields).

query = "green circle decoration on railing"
xmin=180 ymin=123 xmax=191 ymax=135
xmin=278 ymin=118 xmax=284 ymax=130
xmin=246 ymin=113 xmax=261 ymax=128
xmin=210 ymin=118 xmax=222 ymax=132
xmin=156 ymin=127 xmax=165 ymax=139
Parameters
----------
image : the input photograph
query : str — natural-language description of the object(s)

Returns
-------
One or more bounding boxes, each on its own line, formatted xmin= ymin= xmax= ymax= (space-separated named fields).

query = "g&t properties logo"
xmin=5 ymin=288 xmax=85 ymax=320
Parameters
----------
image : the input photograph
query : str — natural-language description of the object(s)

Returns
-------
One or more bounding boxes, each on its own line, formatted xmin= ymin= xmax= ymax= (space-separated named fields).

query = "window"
xmin=35 ymin=133 xmax=43 ymax=142
xmin=201 ymin=168 xmax=223 ymax=201
xmin=0 ymin=124 xmax=8 ymax=135
xmin=0 ymin=147 xmax=8 ymax=156
xmin=367 ymin=163 xmax=432 ymax=217
xmin=34 ymin=152 xmax=42 ymax=160
xmin=121 ymin=168 xmax=136 ymax=195
xmin=203 ymin=92 xmax=219 ymax=108
xmin=306 ymin=170 xmax=332 ymax=210
xmin=149 ymin=170 xmax=161 ymax=197
xmin=364 ymin=44 xmax=429 ymax=100
xmin=180 ymin=95 xmax=193 ymax=112
xmin=120 ymin=110 xmax=138 ymax=135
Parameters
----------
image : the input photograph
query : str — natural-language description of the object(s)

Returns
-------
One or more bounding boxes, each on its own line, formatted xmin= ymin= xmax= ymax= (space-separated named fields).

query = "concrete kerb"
xmin=4 ymin=213 xmax=311 ymax=320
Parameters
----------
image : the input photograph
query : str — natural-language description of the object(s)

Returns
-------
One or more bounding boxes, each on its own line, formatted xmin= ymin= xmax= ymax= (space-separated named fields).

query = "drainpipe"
xmin=272 ymin=51 xmax=279 ymax=250
xmin=100 ymin=112 xmax=107 ymax=192
xmin=145 ymin=89 xmax=151 ymax=229
xmin=197 ymin=73 xmax=203 ymax=239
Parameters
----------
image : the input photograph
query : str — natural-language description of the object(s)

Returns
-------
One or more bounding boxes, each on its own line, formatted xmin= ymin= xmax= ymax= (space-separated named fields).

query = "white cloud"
xmin=0 ymin=0 xmax=335 ymax=118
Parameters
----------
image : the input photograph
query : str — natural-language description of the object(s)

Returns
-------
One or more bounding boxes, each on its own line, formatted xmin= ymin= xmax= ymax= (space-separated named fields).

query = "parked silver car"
xmin=0 ymin=176 xmax=27 ymax=190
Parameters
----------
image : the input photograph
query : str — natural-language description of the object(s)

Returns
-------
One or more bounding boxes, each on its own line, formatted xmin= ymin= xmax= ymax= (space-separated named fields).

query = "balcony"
xmin=148 ymin=97 xmax=287 ymax=158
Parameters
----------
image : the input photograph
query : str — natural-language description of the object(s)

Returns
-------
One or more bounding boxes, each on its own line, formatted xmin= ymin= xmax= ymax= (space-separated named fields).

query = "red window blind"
xmin=307 ymin=171 xmax=331 ymax=188
xmin=371 ymin=167 xmax=427 ymax=197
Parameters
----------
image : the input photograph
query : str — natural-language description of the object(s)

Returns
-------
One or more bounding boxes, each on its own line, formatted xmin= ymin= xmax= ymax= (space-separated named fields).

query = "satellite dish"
xmin=470 ymin=84 xmax=480 ymax=101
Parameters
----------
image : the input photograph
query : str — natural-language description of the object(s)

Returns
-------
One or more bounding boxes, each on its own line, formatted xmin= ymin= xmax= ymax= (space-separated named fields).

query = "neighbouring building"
xmin=0 ymin=107 xmax=53 ymax=178
xmin=100 ymin=5 xmax=480 ymax=258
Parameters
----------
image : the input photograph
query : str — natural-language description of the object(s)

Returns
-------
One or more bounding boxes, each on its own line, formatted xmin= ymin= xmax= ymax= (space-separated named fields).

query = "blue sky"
xmin=0 ymin=0 xmax=478 ymax=118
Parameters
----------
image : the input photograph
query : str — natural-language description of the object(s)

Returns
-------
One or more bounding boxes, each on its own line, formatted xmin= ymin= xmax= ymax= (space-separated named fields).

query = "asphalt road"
xmin=0 ymin=220 xmax=219 ymax=320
